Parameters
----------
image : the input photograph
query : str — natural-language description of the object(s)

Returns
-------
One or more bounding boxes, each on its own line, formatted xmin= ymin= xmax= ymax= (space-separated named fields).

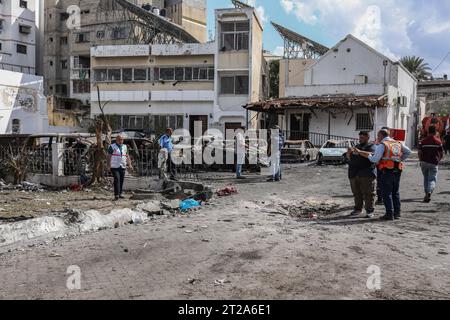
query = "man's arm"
xmin=357 ymin=144 xmax=384 ymax=163
xmin=401 ymin=144 xmax=412 ymax=161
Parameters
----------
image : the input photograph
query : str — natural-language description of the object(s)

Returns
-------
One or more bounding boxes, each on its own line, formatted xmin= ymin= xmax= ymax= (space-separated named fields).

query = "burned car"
xmin=317 ymin=139 xmax=356 ymax=165
xmin=281 ymin=140 xmax=319 ymax=163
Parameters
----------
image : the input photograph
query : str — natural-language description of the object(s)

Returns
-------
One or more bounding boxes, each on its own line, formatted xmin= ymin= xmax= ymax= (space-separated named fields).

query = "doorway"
xmin=290 ymin=113 xmax=310 ymax=140
xmin=189 ymin=115 xmax=208 ymax=138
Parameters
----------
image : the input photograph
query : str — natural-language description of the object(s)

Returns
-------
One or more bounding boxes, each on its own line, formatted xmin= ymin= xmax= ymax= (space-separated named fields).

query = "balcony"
xmin=70 ymin=68 xmax=90 ymax=80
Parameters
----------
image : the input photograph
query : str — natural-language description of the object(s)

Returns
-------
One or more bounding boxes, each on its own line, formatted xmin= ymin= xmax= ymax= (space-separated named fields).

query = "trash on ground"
xmin=216 ymin=186 xmax=238 ymax=197
xmin=180 ymin=199 xmax=201 ymax=212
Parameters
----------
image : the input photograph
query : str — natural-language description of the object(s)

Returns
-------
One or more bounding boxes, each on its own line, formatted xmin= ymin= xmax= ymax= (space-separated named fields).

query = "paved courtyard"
xmin=0 ymin=156 xmax=449 ymax=300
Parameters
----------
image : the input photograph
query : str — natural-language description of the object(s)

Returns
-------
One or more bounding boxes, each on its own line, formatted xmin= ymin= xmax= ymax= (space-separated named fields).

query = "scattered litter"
xmin=131 ymin=213 xmax=144 ymax=225
xmin=184 ymin=229 xmax=194 ymax=234
xmin=214 ymin=279 xmax=230 ymax=286
xmin=216 ymin=186 xmax=238 ymax=197
xmin=48 ymin=252 xmax=61 ymax=258
xmin=202 ymin=239 xmax=210 ymax=243
xmin=180 ymin=199 xmax=201 ymax=212
xmin=188 ymin=278 xmax=199 ymax=284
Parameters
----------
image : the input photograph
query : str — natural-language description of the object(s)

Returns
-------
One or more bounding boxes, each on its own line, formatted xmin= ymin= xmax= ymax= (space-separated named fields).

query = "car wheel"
xmin=317 ymin=154 xmax=323 ymax=166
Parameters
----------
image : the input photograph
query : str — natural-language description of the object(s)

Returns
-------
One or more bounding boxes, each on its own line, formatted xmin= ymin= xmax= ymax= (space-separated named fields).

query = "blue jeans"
xmin=420 ymin=162 xmax=438 ymax=194
xmin=379 ymin=170 xmax=402 ymax=216
xmin=236 ymin=164 xmax=243 ymax=177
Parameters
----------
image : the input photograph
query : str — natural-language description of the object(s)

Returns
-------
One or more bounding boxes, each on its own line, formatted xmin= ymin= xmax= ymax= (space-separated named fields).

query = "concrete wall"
xmin=279 ymin=59 xmax=316 ymax=97
xmin=0 ymin=70 xmax=49 ymax=134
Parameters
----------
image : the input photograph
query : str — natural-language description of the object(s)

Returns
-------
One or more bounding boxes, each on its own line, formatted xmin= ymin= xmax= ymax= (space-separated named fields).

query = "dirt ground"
xmin=0 ymin=154 xmax=449 ymax=300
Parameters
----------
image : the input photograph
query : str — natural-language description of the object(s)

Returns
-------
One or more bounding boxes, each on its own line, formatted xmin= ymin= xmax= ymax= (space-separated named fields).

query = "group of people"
xmin=348 ymin=126 xmax=445 ymax=221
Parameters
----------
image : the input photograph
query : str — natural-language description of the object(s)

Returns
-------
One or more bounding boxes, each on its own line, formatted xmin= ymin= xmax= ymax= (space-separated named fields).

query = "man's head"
xmin=116 ymin=133 xmax=125 ymax=145
xmin=428 ymin=126 xmax=437 ymax=136
xmin=166 ymin=128 xmax=173 ymax=136
xmin=377 ymin=129 xmax=390 ymax=142
xmin=359 ymin=131 xmax=370 ymax=144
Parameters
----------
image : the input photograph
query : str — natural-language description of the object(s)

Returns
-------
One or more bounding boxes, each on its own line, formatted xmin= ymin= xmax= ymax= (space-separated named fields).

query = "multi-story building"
xmin=89 ymin=6 xmax=266 ymax=135
xmin=0 ymin=0 xmax=41 ymax=75
xmin=418 ymin=76 xmax=450 ymax=115
xmin=43 ymin=0 xmax=206 ymax=105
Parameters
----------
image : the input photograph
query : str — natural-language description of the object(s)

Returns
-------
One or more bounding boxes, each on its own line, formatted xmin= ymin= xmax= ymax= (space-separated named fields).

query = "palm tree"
xmin=400 ymin=56 xmax=432 ymax=80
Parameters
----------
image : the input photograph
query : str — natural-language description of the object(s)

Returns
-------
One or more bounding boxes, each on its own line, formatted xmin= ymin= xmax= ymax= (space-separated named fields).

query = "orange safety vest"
xmin=378 ymin=140 xmax=404 ymax=171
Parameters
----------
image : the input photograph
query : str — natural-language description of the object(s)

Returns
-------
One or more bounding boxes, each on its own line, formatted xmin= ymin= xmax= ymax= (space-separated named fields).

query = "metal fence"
xmin=0 ymin=146 xmax=53 ymax=175
xmin=283 ymin=131 xmax=358 ymax=147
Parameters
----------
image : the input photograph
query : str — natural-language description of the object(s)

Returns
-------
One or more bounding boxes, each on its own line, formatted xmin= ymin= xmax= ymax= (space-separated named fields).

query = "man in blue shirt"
xmin=356 ymin=129 xmax=411 ymax=221
xmin=159 ymin=128 xmax=177 ymax=180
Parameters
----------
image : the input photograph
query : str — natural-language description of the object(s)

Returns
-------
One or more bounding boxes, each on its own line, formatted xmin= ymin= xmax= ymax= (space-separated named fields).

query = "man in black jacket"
xmin=347 ymin=131 xmax=377 ymax=218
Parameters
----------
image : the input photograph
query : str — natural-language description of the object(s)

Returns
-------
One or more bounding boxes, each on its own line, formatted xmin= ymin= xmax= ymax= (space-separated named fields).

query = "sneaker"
xmin=380 ymin=214 xmax=395 ymax=221
xmin=394 ymin=213 xmax=401 ymax=220
xmin=267 ymin=177 xmax=275 ymax=182
xmin=350 ymin=210 xmax=362 ymax=216
xmin=366 ymin=212 xmax=375 ymax=218
xmin=119 ymin=195 xmax=125 ymax=199
xmin=113 ymin=196 xmax=119 ymax=201
xmin=423 ymin=193 xmax=431 ymax=203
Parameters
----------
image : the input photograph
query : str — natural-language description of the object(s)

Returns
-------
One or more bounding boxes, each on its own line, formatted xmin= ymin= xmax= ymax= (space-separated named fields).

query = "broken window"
xmin=75 ymin=32 xmax=90 ymax=43
xmin=111 ymin=27 xmax=126 ymax=39
xmin=12 ymin=119 xmax=21 ymax=134
xmin=220 ymin=75 xmax=249 ymax=95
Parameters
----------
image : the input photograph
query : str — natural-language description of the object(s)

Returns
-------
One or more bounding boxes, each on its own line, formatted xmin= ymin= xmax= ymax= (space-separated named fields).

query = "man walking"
xmin=347 ymin=132 xmax=377 ymax=218
xmin=107 ymin=133 xmax=133 ymax=201
xmin=356 ymin=129 xmax=411 ymax=221
xmin=267 ymin=125 xmax=285 ymax=182
xmin=159 ymin=128 xmax=177 ymax=180
xmin=418 ymin=126 xmax=444 ymax=203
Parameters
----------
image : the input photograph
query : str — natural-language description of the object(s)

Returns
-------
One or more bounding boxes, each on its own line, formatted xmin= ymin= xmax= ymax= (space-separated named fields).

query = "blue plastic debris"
xmin=180 ymin=199 xmax=201 ymax=212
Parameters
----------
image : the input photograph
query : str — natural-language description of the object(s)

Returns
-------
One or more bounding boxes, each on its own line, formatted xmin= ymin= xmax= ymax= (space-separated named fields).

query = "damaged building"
xmin=43 ymin=0 xmax=206 ymax=119
xmin=247 ymin=24 xmax=419 ymax=147
xmin=90 ymin=4 xmax=267 ymax=134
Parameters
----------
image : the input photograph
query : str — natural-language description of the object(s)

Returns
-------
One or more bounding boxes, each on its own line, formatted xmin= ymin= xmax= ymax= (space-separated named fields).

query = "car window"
xmin=324 ymin=142 xmax=348 ymax=149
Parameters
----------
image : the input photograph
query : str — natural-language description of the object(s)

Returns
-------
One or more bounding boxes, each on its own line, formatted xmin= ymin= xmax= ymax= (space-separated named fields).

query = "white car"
xmin=317 ymin=139 xmax=356 ymax=165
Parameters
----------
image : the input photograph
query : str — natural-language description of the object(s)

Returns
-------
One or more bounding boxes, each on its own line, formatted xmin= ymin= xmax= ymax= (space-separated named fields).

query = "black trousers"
xmin=111 ymin=167 xmax=125 ymax=197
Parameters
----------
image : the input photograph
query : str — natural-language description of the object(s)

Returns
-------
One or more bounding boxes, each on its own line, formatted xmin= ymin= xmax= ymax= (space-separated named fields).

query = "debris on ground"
xmin=0 ymin=181 xmax=44 ymax=192
xmin=256 ymin=198 xmax=347 ymax=219
xmin=161 ymin=199 xmax=182 ymax=211
xmin=216 ymin=186 xmax=238 ymax=197
xmin=136 ymin=201 xmax=163 ymax=216
xmin=180 ymin=199 xmax=201 ymax=212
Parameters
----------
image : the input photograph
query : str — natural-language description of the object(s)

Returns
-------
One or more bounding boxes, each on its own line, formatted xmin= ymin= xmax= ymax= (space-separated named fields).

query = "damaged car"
xmin=317 ymin=139 xmax=356 ymax=165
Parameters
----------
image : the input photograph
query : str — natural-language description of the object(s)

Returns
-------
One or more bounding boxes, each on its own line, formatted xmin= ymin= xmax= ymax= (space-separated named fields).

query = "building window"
xmin=122 ymin=68 xmax=132 ymax=82
xmin=159 ymin=67 xmax=175 ymax=81
xmin=61 ymin=60 xmax=68 ymax=69
xmin=19 ymin=0 xmax=27 ymax=9
xmin=220 ymin=75 xmax=249 ymax=95
xmin=94 ymin=69 xmax=107 ymax=82
xmin=107 ymin=69 xmax=121 ymax=81
xmin=133 ymin=68 xmax=147 ymax=81
xmin=60 ymin=36 xmax=68 ymax=45
xmin=19 ymin=24 xmax=31 ymax=34
xmin=56 ymin=84 xmax=68 ymax=96
xmin=220 ymin=21 xmax=249 ymax=51
xmin=0 ymin=19 xmax=3 ymax=32
xmin=75 ymin=32 xmax=90 ymax=43
xmin=149 ymin=115 xmax=184 ymax=135
xmin=153 ymin=66 xmax=214 ymax=81
xmin=17 ymin=44 xmax=27 ymax=54
xmin=72 ymin=80 xmax=90 ymax=94
xmin=12 ymin=119 xmax=21 ymax=134
xmin=356 ymin=113 xmax=373 ymax=131
xmin=96 ymin=31 xmax=105 ymax=39
xmin=111 ymin=27 xmax=126 ymax=39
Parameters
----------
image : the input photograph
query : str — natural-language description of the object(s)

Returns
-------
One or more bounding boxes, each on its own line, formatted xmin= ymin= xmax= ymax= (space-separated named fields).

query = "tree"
xmin=269 ymin=60 xmax=280 ymax=99
xmin=400 ymin=56 xmax=432 ymax=80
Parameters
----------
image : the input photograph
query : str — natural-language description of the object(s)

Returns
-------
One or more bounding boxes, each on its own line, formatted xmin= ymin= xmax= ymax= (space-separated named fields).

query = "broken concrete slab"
xmin=136 ymin=201 xmax=163 ymax=216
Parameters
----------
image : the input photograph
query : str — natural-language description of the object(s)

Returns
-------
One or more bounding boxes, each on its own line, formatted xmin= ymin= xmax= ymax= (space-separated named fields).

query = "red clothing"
xmin=418 ymin=136 xmax=444 ymax=165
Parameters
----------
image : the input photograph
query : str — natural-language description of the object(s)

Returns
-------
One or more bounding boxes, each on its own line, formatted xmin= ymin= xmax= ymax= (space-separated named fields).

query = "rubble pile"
xmin=0 ymin=180 xmax=44 ymax=192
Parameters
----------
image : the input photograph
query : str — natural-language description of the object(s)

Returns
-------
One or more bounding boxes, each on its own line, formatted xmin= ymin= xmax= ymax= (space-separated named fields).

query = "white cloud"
xmin=280 ymin=0 xmax=294 ymax=13
xmin=247 ymin=0 xmax=269 ymax=25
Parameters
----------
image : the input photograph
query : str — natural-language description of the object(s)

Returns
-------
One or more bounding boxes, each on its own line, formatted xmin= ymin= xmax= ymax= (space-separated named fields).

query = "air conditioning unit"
xmin=354 ymin=75 xmax=368 ymax=84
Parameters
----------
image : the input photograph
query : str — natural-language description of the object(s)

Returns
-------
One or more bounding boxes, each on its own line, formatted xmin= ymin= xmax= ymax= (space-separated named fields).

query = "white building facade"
xmin=281 ymin=35 xmax=418 ymax=146
xmin=0 ymin=0 xmax=41 ymax=75
xmin=0 ymin=69 xmax=48 ymax=134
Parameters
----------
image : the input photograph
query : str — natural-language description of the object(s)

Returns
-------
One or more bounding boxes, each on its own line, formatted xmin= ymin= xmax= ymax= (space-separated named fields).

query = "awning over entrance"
xmin=243 ymin=95 xmax=387 ymax=113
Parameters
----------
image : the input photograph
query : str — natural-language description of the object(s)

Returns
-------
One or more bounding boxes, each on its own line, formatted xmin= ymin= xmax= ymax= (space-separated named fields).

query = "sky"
xmin=206 ymin=0 xmax=450 ymax=77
